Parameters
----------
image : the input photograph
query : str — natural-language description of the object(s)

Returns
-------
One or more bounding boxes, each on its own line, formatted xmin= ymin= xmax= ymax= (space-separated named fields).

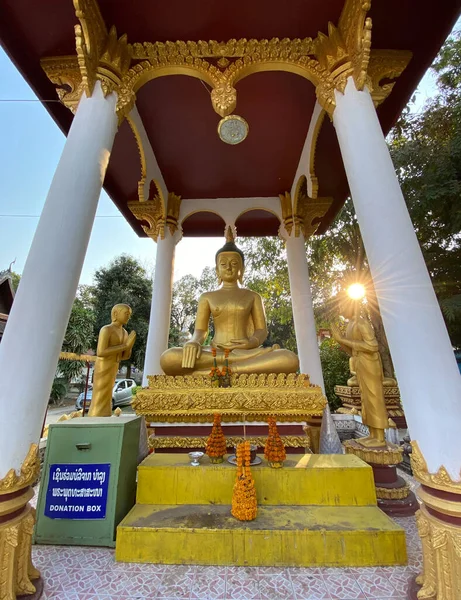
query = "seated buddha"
xmin=160 ymin=230 xmax=299 ymax=376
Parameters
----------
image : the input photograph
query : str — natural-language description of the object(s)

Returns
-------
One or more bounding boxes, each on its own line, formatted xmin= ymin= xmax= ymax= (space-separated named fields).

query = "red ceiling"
xmin=1 ymin=0 xmax=460 ymax=237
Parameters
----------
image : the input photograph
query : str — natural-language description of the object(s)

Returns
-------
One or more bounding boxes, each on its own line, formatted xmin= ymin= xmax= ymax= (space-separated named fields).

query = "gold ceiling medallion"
xmin=42 ymin=0 xmax=412 ymax=125
xmin=217 ymin=115 xmax=249 ymax=145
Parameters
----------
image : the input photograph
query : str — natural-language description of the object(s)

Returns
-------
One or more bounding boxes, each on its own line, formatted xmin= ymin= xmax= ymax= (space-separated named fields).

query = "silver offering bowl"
xmin=188 ymin=451 xmax=204 ymax=467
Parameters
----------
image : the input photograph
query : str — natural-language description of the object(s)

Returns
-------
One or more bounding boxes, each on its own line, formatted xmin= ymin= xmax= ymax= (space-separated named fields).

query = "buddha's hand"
xmin=330 ymin=324 xmax=342 ymax=342
xmin=226 ymin=337 xmax=259 ymax=350
xmin=182 ymin=341 xmax=202 ymax=369
xmin=126 ymin=331 xmax=136 ymax=348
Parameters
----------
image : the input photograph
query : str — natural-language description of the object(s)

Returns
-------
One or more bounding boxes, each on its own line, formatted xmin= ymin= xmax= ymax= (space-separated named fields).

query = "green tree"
xmin=92 ymin=255 xmax=152 ymax=374
xmin=309 ymin=200 xmax=395 ymax=377
xmin=319 ymin=338 xmax=350 ymax=410
xmin=169 ymin=267 xmax=217 ymax=347
xmin=240 ymin=237 xmax=297 ymax=352
xmin=10 ymin=271 xmax=20 ymax=292
xmin=388 ymin=30 xmax=461 ymax=348
xmin=50 ymin=296 xmax=95 ymax=405
xmin=58 ymin=297 xmax=95 ymax=383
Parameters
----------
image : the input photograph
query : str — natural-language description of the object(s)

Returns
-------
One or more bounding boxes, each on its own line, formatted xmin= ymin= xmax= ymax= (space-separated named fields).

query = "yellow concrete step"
xmin=116 ymin=503 xmax=407 ymax=567
xmin=137 ymin=453 xmax=377 ymax=506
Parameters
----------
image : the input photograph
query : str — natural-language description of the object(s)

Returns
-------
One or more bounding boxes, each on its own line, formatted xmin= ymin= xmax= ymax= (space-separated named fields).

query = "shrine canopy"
xmin=1 ymin=0 xmax=460 ymax=238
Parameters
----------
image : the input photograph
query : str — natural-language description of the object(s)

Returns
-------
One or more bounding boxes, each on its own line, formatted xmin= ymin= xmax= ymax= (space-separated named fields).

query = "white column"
xmin=0 ymin=82 xmax=118 ymax=478
xmin=142 ymin=230 xmax=179 ymax=383
xmin=333 ymin=77 xmax=461 ymax=477
xmin=285 ymin=234 xmax=325 ymax=391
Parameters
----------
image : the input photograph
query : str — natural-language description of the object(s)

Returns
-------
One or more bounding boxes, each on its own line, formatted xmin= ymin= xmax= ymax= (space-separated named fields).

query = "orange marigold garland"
xmin=206 ymin=413 xmax=227 ymax=463
xmin=231 ymin=441 xmax=257 ymax=521
xmin=264 ymin=417 xmax=286 ymax=468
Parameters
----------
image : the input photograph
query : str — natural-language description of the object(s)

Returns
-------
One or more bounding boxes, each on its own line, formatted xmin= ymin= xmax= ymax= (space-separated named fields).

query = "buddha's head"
xmin=111 ymin=303 xmax=132 ymax=325
xmin=215 ymin=227 xmax=244 ymax=285
xmin=338 ymin=292 xmax=358 ymax=321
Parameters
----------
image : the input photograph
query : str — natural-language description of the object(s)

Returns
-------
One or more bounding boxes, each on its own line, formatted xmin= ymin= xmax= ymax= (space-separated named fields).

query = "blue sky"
xmin=0 ymin=40 xmax=446 ymax=285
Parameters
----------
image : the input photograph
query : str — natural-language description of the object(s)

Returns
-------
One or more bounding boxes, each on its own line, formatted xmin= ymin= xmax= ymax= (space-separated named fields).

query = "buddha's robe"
xmin=346 ymin=318 xmax=388 ymax=430
xmin=88 ymin=325 xmax=129 ymax=417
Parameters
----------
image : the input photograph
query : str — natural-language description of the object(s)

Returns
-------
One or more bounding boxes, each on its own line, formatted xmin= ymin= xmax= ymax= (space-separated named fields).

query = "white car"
xmin=75 ymin=379 xmax=136 ymax=411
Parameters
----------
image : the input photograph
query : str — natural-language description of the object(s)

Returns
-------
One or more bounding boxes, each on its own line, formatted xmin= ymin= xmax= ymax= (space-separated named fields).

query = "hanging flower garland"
xmin=264 ymin=417 xmax=286 ymax=468
xmin=231 ymin=441 xmax=257 ymax=521
xmin=205 ymin=413 xmax=227 ymax=463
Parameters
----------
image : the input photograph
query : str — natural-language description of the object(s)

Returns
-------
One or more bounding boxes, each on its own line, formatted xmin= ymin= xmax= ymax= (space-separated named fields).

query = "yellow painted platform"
xmin=137 ymin=453 xmax=377 ymax=506
xmin=116 ymin=504 xmax=407 ymax=567
xmin=116 ymin=453 xmax=407 ymax=567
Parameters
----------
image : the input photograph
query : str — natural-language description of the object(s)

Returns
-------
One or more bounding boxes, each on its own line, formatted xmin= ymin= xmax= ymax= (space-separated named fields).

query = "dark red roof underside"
xmin=1 ymin=0 xmax=460 ymax=237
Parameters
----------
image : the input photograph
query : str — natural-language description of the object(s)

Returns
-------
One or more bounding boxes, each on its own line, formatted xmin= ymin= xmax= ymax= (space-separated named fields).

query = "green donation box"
xmin=35 ymin=415 xmax=141 ymax=547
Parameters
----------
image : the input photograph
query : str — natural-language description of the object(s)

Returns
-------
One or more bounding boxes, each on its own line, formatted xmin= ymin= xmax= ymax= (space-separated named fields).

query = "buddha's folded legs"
xmin=229 ymin=349 xmax=299 ymax=374
xmin=160 ymin=346 xmax=299 ymax=376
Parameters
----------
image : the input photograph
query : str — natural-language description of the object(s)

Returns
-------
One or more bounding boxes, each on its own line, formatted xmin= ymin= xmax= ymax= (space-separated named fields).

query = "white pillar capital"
xmin=333 ymin=76 xmax=461 ymax=478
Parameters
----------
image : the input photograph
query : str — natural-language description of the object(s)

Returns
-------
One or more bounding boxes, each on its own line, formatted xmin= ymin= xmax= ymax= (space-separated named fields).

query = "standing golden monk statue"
xmin=330 ymin=295 xmax=388 ymax=448
xmin=88 ymin=304 xmax=136 ymax=417
xmin=161 ymin=229 xmax=299 ymax=375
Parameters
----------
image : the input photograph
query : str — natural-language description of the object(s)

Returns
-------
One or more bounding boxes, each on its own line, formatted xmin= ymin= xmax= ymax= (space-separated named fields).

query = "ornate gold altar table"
xmin=132 ymin=373 xmax=326 ymax=423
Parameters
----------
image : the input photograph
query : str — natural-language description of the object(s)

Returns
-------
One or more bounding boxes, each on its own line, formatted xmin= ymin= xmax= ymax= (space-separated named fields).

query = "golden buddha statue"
xmin=330 ymin=296 xmax=388 ymax=448
xmin=88 ymin=304 xmax=136 ymax=417
xmin=161 ymin=230 xmax=299 ymax=375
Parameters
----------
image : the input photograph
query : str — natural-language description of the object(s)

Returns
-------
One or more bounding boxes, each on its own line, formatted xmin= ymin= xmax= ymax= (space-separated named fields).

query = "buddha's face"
xmin=339 ymin=297 xmax=355 ymax=320
xmin=113 ymin=305 xmax=132 ymax=325
xmin=216 ymin=252 xmax=243 ymax=284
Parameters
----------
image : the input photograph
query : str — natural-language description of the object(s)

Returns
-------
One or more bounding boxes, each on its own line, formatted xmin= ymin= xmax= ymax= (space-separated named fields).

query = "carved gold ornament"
xmin=343 ymin=439 xmax=403 ymax=465
xmin=132 ymin=373 xmax=326 ymax=423
xmin=60 ymin=351 xmax=96 ymax=362
xmin=411 ymin=441 xmax=461 ymax=494
xmin=415 ymin=506 xmax=461 ymax=600
xmin=148 ymin=435 xmax=310 ymax=450
xmin=0 ymin=447 xmax=41 ymax=600
xmin=128 ymin=187 xmax=181 ymax=241
xmin=41 ymin=0 xmax=412 ymax=124
xmin=128 ymin=177 xmax=180 ymax=242
xmin=375 ymin=484 xmax=410 ymax=501
xmin=279 ymin=176 xmax=333 ymax=239
xmin=334 ymin=384 xmax=405 ymax=418
xmin=0 ymin=444 xmax=40 ymax=495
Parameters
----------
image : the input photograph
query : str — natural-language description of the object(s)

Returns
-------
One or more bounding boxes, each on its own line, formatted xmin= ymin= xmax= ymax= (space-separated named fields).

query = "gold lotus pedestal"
xmin=344 ymin=439 xmax=418 ymax=517
xmin=132 ymin=373 xmax=325 ymax=452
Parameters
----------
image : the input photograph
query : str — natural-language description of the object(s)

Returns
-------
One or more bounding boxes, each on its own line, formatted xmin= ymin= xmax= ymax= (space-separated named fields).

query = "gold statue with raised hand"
xmin=330 ymin=294 xmax=388 ymax=448
xmin=161 ymin=228 xmax=299 ymax=375
xmin=88 ymin=304 xmax=136 ymax=417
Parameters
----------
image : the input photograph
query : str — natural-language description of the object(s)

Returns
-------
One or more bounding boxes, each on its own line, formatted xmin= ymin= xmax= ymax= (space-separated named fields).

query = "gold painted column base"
xmin=0 ymin=445 xmax=41 ymax=600
xmin=415 ymin=506 xmax=461 ymax=600
xmin=411 ymin=441 xmax=461 ymax=600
